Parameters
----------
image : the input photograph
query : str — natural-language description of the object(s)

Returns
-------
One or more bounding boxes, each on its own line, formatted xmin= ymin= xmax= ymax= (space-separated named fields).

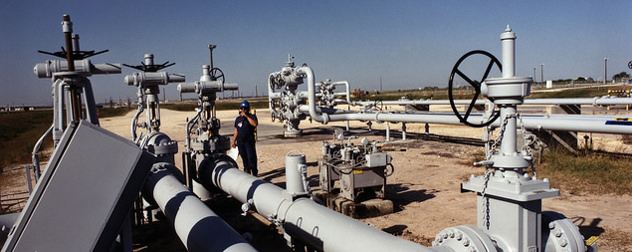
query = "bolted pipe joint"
xmin=145 ymin=132 xmax=179 ymax=164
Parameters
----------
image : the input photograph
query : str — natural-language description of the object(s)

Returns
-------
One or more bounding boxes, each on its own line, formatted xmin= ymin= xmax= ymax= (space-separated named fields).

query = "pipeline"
xmin=300 ymin=105 xmax=632 ymax=135
xmin=298 ymin=66 xmax=330 ymax=124
xmin=195 ymin=154 xmax=446 ymax=252
xmin=353 ymin=97 xmax=632 ymax=107
xmin=297 ymin=71 xmax=632 ymax=135
xmin=142 ymin=162 xmax=256 ymax=252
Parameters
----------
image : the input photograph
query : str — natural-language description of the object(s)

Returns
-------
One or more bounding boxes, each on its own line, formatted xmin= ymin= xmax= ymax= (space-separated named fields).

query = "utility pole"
xmin=540 ymin=63 xmax=544 ymax=83
xmin=379 ymin=76 xmax=382 ymax=91
xmin=604 ymin=58 xmax=608 ymax=85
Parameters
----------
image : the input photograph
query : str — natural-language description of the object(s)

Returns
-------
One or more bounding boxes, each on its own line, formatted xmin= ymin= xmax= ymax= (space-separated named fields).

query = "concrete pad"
xmin=314 ymin=190 xmax=394 ymax=218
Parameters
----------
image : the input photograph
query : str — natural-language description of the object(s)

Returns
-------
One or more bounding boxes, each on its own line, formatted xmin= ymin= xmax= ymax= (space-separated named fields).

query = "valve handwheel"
xmin=211 ymin=68 xmax=225 ymax=85
xmin=448 ymin=50 xmax=502 ymax=127
xmin=628 ymin=61 xmax=632 ymax=69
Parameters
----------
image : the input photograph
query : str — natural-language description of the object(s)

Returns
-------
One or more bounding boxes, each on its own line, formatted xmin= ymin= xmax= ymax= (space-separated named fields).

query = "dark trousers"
xmin=237 ymin=141 xmax=258 ymax=176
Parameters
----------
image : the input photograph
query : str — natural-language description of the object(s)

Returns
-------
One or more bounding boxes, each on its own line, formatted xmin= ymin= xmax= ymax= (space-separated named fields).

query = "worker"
xmin=231 ymin=100 xmax=259 ymax=176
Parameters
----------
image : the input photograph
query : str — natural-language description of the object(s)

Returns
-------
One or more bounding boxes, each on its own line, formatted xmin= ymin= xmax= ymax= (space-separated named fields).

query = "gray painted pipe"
xmin=298 ymin=104 xmax=632 ymax=135
xmin=143 ymin=162 xmax=256 ymax=252
xmin=354 ymin=97 xmax=632 ymax=106
xmin=197 ymin=154 xmax=444 ymax=252
xmin=296 ymin=65 xmax=631 ymax=135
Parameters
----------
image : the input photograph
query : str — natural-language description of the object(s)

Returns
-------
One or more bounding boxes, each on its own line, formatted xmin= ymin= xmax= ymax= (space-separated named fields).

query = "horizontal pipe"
xmin=297 ymin=105 xmax=632 ymax=135
xmin=34 ymin=60 xmax=121 ymax=78
xmin=143 ymin=162 xmax=256 ymax=252
xmin=197 ymin=154 xmax=440 ymax=252
xmin=354 ymin=97 xmax=632 ymax=107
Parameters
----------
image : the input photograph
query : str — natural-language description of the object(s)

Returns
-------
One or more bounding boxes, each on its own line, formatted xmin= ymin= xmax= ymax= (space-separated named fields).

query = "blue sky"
xmin=1 ymin=1 xmax=631 ymax=105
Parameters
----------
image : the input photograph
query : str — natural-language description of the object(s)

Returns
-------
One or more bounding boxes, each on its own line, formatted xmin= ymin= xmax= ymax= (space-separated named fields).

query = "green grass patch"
xmin=538 ymin=148 xmax=632 ymax=195
xmin=528 ymin=87 xmax=609 ymax=99
xmin=0 ymin=107 xmax=134 ymax=169
xmin=0 ymin=111 xmax=53 ymax=168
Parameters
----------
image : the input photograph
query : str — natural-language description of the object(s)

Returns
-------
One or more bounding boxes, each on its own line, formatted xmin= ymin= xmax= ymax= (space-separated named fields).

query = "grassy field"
xmin=0 ymin=110 xmax=54 ymax=169
xmin=356 ymin=84 xmax=616 ymax=101
xmin=0 ymin=107 xmax=135 ymax=169
xmin=541 ymin=148 xmax=632 ymax=195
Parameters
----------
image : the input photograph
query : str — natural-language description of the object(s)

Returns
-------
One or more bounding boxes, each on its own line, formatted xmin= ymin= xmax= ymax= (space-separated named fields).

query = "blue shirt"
xmin=234 ymin=113 xmax=257 ymax=144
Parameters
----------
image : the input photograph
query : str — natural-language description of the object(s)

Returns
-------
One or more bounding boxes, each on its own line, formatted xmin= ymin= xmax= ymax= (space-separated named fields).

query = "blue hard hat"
xmin=240 ymin=100 xmax=250 ymax=109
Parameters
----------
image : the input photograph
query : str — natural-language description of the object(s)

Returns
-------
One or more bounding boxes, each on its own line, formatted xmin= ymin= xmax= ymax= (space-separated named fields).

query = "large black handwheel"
xmin=448 ymin=50 xmax=502 ymax=127
xmin=211 ymin=68 xmax=225 ymax=85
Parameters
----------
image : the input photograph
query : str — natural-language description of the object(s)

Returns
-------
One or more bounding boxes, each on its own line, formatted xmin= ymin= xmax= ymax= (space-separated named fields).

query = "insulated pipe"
xmin=143 ymin=162 xmax=256 ymax=252
xmin=197 ymin=155 xmax=443 ymax=252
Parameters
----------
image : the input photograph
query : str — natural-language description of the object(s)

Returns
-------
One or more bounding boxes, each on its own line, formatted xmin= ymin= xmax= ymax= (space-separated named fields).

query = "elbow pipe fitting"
xmin=297 ymin=66 xmax=329 ymax=124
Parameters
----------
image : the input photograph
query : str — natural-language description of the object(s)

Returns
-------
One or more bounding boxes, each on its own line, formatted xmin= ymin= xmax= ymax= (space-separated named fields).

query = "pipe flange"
xmin=153 ymin=140 xmax=178 ymax=155
xmin=432 ymin=225 xmax=497 ymax=252
xmin=147 ymin=132 xmax=178 ymax=156
xmin=542 ymin=211 xmax=587 ymax=252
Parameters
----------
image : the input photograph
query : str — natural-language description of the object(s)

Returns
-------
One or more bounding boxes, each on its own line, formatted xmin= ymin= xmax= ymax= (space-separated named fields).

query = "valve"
xmin=34 ymin=60 xmax=121 ymax=78
xmin=124 ymin=72 xmax=185 ymax=87
xmin=448 ymin=50 xmax=502 ymax=127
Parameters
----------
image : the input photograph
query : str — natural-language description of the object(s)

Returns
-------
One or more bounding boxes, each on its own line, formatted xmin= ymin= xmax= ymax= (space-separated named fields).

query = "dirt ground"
xmin=97 ymin=107 xmax=632 ymax=251
xmin=2 ymin=106 xmax=630 ymax=251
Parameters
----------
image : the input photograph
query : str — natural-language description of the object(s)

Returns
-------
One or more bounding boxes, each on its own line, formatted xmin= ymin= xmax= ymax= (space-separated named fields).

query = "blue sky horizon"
xmin=1 ymin=1 xmax=631 ymax=106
